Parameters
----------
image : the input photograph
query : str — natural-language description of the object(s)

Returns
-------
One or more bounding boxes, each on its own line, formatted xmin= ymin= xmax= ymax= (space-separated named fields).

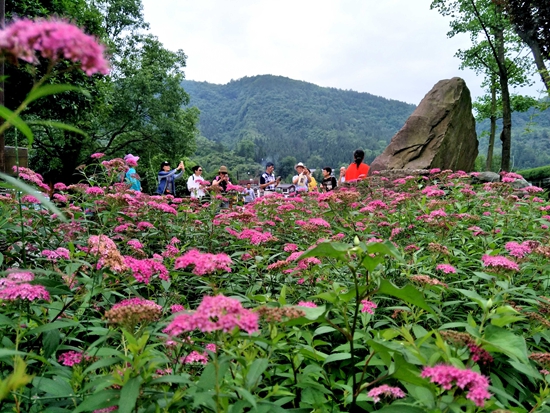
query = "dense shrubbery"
xmin=518 ymin=164 xmax=550 ymax=182
xmin=1 ymin=162 xmax=550 ymax=412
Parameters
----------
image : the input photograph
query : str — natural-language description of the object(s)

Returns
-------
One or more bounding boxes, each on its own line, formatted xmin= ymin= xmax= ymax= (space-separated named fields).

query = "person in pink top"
xmin=345 ymin=149 xmax=370 ymax=182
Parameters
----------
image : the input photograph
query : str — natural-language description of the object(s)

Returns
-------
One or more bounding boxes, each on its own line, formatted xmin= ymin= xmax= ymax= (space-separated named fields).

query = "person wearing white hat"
xmin=292 ymin=162 xmax=309 ymax=193
xmin=123 ymin=154 xmax=141 ymax=192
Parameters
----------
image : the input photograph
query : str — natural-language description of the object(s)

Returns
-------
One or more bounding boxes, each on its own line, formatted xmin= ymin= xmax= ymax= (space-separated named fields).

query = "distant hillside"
xmin=182 ymin=75 xmax=416 ymax=168
xmin=183 ymin=75 xmax=550 ymax=171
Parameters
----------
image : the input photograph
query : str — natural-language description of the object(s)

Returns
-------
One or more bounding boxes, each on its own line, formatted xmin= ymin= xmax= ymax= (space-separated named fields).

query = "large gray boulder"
xmin=370 ymin=77 xmax=478 ymax=173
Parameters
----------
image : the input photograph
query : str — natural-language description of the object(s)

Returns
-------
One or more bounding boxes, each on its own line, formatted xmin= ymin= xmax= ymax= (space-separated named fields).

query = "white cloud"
xmin=141 ymin=0 xmax=541 ymax=105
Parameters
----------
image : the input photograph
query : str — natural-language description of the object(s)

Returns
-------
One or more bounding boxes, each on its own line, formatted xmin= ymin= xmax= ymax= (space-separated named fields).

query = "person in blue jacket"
xmin=156 ymin=160 xmax=185 ymax=195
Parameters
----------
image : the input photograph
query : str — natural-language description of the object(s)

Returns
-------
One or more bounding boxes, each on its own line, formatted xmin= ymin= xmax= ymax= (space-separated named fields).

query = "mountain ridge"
xmin=183 ymin=74 xmax=550 ymax=171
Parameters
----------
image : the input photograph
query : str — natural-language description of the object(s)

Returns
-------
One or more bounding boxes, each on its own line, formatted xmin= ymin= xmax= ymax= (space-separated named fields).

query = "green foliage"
xmin=4 ymin=0 xmax=199 ymax=184
xmin=517 ymin=164 xmax=550 ymax=181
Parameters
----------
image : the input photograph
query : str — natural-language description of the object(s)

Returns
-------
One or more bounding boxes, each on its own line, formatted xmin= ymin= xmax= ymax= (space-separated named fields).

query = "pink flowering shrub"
xmin=3 ymin=163 xmax=550 ymax=412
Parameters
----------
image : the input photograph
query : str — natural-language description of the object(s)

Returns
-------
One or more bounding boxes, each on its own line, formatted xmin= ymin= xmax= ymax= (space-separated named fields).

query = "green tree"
xmin=431 ymin=0 xmax=533 ymax=171
xmin=5 ymin=0 xmax=198 ymax=183
xmin=499 ymin=0 xmax=550 ymax=91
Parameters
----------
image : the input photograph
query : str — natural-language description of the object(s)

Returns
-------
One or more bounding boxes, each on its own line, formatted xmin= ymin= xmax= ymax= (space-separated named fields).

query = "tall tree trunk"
xmin=486 ymin=79 xmax=497 ymax=171
xmin=514 ymin=27 xmax=550 ymax=92
xmin=496 ymin=27 xmax=512 ymax=171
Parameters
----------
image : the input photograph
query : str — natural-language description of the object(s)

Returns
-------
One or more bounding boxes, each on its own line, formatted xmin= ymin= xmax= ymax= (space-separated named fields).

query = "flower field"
xmin=1 ymin=163 xmax=550 ymax=413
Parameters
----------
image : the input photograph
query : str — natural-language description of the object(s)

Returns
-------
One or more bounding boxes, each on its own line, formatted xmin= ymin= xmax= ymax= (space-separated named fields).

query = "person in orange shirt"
xmin=345 ymin=149 xmax=370 ymax=182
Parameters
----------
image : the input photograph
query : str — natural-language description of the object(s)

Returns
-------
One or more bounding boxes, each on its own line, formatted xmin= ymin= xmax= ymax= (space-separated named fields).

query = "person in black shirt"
xmin=321 ymin=167 xmax=338 ymax=192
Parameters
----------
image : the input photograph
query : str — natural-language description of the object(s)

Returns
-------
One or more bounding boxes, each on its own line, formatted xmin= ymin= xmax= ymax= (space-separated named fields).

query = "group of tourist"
xmin=120 ymin=148 xmax=371 ymax=199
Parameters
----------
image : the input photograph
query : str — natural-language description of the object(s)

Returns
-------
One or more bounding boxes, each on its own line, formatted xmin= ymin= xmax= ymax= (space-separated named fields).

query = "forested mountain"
xmin=183 ymin=75 xmax=415 ymax=169
xmin=183 ymin=75 xmax=550 ymax=172
xmin=477 ymin=106 xmax=550 ymax=170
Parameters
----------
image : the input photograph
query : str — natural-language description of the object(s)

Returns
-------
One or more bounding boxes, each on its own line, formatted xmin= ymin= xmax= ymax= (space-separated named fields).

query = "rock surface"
xmin=370 ymin=77 xmax=478 ymax=173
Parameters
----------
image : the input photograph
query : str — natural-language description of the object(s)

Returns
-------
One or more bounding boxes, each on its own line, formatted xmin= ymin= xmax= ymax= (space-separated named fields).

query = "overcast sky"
xmin=141 ymin=0 xmax=541 ymax=105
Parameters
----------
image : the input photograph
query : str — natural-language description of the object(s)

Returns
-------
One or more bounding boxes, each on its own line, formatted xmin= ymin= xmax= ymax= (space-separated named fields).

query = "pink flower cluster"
xmin=174 ymin=249 xmax=232 ymax=276
xmin=421 ymin=365 xmax=491 ymax=407
xmin=58 ymin=351 xmax=83 ymax=367
xmin=284 ymin=243 xmax=298 ymax=252
xmin=12 ymin=166 xmax=50 ymax=191
xmin=86 ymin=186 xmax=105 ymax=196
xmin=482 ymin=255 xmax=519 ymax=271
xmin=505 ymin=241 xmax=536 ymax=259
xmin=170 ymin=304 xmax=185 ymax=313
xmin=180 ymin=344 xmax=217 ymax=365
xmin=422 ymin=185 xmax=446 ymax=197
xmin=0 ymin=271 xmax=50 ymax=302
xmin=137 ymin=221 xmax=155 ymax=230
xmin=296 ymin=218 xmax=331 ymax=230
xmin=367 ymin=384 xmax=406 ymax=403
xmin=147 ymin=201 xmax=177 ymax=215
xmin=436 ymin=264 xmax=457 ymax=274
xmin=41 ymin=247 xmax=70 ymax=262
xmin=359 ymin=200 xmax=388 ymax=213
xmin=124 ymin=256 xmax=169 ymax=283
xmin=360 ymin=300 xmax=377 ymax=314
xmin=0 ymin=18 xmax=110 ymax=75
xmin=237 ymin=229 xmax=275 ymax=245
xmin=164 ymin=295 xmax=259 ymax=336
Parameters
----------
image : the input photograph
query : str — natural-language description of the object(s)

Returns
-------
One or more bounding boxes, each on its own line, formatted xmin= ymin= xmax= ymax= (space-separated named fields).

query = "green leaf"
xmin=118 ymin=376 xmax=141 ymax=413
xmin=83 ymin=357 xmax=122 ymax=375
xmin=298 ymin=241 xmax=351 ymax=261
xmin=483 ymin=325 xmax=529 ymax=363
xmin=198 ymin=359 xmax=229 ymax=390
xmin=314 ymin=326 xmax=336 ymax=336
xmin=246 ymin=358 xmax=269 ymax=390
xmin=323 ymin=352 xmax=351 ymax=365
xmin=365 ymin=240 xmax=403 ymax=260
xmin=279 ymin=285 xmax=287 ymax=305
xmin=0 ymin=106 xmax=34 ymax=144
xmin=150 ymin=374 xmax=191 ymax=385
xmin=456 ymin=289 xmax=488 ymax=309
xmin=23 ymin=84 xmax=90 ymax=105
xmin=377 ymin=279 xmax=434 ymax=315
xmin=73 ymin=390 xmax=119 ymax=413
xmin=33 ymin=376 xmax=73 ymax=397
xmin=28 ymin=320 xmax=79 ymax=335
xmin=27 ymin=120 xmax=89 ymax=138
xmin=43 ymin=329 xmax=61 ymax=359
xmin=234 ymin=387 xmax=257 ymax=409
xmin=490 ymin=315 xmax=525 ymax=327
xmin=0 ymin=172 xmax=67 ymax=222
xmin=0 ymin=313 xmax=15 ymax=326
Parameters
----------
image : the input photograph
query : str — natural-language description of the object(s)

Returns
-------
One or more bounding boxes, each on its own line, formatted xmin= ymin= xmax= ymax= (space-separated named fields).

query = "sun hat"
xmin=124 ymin=154 xmax=140 ymax=165
xmin=219 ymin=165 xmax=229 ymax=173
xmin=295 ymin=162 xmax=305 ymax=170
